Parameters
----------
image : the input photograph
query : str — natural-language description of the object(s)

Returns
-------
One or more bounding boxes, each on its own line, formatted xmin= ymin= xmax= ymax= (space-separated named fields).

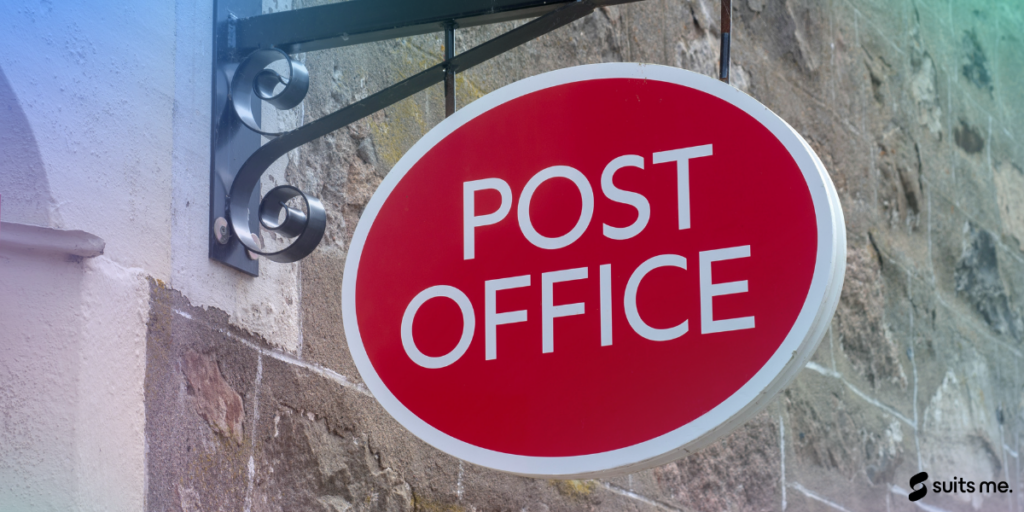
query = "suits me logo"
xmin=909 ymin=471 xmax=1014 ymax=503
xmin=909 ymin=472 xmax=928 ymax=502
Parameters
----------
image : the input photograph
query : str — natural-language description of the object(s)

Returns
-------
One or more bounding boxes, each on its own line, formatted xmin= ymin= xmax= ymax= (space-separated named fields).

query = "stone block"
xmin=782 ymin=366 xmax=917 ymax=511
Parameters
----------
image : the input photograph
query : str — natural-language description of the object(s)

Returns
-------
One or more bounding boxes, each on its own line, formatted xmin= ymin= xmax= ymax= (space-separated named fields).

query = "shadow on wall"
xmin=0 ymin=65 xmax=53 ymax=227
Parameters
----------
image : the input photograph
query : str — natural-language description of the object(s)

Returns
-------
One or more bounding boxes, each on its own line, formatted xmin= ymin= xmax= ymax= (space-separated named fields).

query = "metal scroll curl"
xmin=231 ymin=48 xmax=309 ymax=136
xmin=230 ymin=180 xmax=327 ymax=262
xmin=228 ymin=48 xmax=325 ymax=263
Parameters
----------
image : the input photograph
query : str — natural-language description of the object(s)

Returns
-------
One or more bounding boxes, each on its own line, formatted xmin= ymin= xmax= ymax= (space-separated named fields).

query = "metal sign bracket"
xmin=209 ymin=0 xmax=742 ymax=275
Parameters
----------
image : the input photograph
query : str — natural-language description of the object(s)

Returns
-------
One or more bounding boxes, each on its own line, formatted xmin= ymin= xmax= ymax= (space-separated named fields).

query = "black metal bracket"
xmin=210 ymin=0 xmax=649 ymax=274
xmin=719 ymin=0 xmax=731 ymax=83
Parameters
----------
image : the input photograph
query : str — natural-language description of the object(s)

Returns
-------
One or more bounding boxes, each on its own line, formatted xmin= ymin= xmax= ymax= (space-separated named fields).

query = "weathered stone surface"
xmin=955 ymin=221 xmax=1023 ymax=341
xmin=910 ymin=51 xmax=942 ymax=138
xmin=252 ymin=406 xmax=413 ymax=511
xmin=785 ymin=379 xmax=863 ymax=479
xmin=959 ymin=30 xmax=993 ymax=96
xmin=876 ymin=127 xmax=923 ymax=229
xmin=183 ymin=349 xmax=245 ymax=446
xmin=835 ymin=242 xmax=908 ymax=391
xmin=145 ymin=282 xmax=259 ymax=511
xmin=994 ymin=162 xmax=1024 ymax=253
xmin=654 ymin=411 xmax=781 ymax=512
xmin=783 ymin=369 xmax=917 ymax=512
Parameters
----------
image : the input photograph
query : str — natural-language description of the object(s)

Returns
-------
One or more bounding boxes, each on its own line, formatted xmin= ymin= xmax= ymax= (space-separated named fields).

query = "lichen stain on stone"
xmin=363 ymin=46 xmax=438 ymax=173
xmin=183 ymin=349 xmax=245 ymax=446
xmin=412 ymin=494 xmax=467 ymax=512
xmin=549 ymin=479 xmax=598 ymax=501
xmin=454 ymin=73 xmax=486 ymax=107
xmin=369 ymin=96 xmax=432 ymax=171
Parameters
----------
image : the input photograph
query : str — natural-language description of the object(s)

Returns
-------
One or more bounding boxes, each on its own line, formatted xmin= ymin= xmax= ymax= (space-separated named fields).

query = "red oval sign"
xmin=343 ymin=64 xmax=845 ymax=477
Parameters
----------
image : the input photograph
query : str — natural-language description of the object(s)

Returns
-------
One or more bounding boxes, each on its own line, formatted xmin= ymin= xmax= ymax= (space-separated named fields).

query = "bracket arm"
xmin=235 ymin=0 xmax=639 ymax=54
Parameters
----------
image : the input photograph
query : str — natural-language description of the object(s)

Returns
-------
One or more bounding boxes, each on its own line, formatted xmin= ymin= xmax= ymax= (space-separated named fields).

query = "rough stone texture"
xmin=146 ymin=0 xmax=1024 ymax=511
xmin=183 ymin=349 xmax=246 ymax=446
xmin=835 ymin=242 xmax=909 ymax=391
xmin=145 ymin=283 xmax=260 ymax=511
xmin=994 ymin=162 xmax=1024 ymax=253
xmin=654 ymin=411 xmax=781 ymax=512
xmin=955 ymin=222 xmax=1024 ymax=341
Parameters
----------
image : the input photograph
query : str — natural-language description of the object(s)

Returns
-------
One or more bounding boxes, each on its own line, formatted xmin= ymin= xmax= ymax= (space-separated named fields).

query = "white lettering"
xmin=699 ymin=245 xmax=755 ymax=334
xmin=518 ymin=166 xmax=594 ymax=250
xmin=484 ymin=275 xmax=530 ymax=360
xmin=464 ymin=178 xmax=512 ymax=260
xmin=600 ymin=264 xmax=613 ymax=346
xmin=624 ymin=254 xmax=689 ymax=341
xmin=541 ymin=267 xmax=588 ymax=353
xmin=601 ymin=155 xmax=650 ymax=240
xmin=652 ymin=144 xmax=713 ymax=230
xmin=401 ymin=285 xmax=476 ymax=369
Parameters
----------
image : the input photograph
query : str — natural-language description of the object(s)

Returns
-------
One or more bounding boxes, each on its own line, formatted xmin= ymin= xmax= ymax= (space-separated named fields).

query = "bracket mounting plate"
xmin=210 ymin=0 xmax=262 ymax=275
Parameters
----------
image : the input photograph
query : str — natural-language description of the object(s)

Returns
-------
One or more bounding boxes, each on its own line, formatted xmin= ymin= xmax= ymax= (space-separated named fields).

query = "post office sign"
xmin=342 ymin=63 xmax=846 ymax=478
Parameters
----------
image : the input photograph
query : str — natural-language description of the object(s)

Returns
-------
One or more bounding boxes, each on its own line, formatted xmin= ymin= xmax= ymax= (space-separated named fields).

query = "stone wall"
xmin=145 ymin=0 xmax=1024 ymax=511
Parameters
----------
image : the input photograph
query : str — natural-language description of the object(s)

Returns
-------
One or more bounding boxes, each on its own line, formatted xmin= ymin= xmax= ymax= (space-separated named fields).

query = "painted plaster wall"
xmin=0 ymin=250 xmax=85 ymax=510
xmin=0 ymin=0 xmax=308 ymax=508
xmin=0 ymin=0 xmax=175 ymax=274
xmin=0 ymin=248 xmax=151 ymax=512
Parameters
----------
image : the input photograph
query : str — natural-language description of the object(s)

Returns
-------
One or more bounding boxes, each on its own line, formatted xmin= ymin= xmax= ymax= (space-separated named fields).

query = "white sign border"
xmin=342 ymin=63 xmax=847 ymax=478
